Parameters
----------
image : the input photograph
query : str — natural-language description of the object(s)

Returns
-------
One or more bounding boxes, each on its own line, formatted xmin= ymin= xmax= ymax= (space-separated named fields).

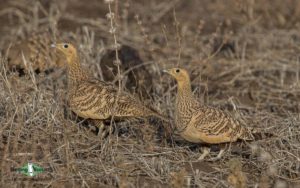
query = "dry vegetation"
xmin=0 ymin=0 xmax=300 ymax=187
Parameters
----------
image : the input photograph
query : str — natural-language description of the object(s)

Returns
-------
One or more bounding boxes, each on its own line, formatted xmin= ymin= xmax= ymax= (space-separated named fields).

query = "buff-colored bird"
xmin=164 ymin=68 xmax=254 ymax=160
xmin=52 ymin=43 xmax=168 ymax=137
xmin=6 ymin=31 xmax=64 ymax=74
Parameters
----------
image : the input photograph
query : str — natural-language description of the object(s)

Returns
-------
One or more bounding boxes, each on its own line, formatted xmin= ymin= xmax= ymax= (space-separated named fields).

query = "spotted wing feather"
xmin=189 ymin=106 xmax=254 ymax=143
xmin=69 ymin=79 xmax=157 ymax=120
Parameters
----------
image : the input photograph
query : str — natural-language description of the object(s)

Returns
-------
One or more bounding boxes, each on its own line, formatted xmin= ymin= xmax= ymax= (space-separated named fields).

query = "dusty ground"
xmin=0 ymin=0 xmax=300 ymax=187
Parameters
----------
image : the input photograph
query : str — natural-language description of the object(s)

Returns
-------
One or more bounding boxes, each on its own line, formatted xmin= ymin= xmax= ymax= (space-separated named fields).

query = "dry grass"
xmin=0 ymin=0 xmax=300 ymax=187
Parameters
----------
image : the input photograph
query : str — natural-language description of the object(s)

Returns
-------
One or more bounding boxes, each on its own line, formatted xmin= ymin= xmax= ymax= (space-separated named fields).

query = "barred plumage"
xmin=6 ymin=31 xmax=63 ymax=74
xmin=52 ymin=43 xmax=168 ymax=136
xmin=165 ymin=68 xmax=254 ymax=160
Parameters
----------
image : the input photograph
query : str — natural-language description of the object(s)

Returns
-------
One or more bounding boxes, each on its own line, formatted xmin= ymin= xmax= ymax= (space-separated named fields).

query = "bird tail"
xmin=153 ymin=113 xmax=169 ymax=122
xmin=141 ymin=105 xmax=173 ymax=136
xmin=148 ymin=111 xmax=174 ymax=139
xmin=147 ymin=107 xmax=170 ymax=122
xmin=249 ymin=127 xmax=276 ymax=141
xmin=241 ymin=129 xmax=255 ymax=141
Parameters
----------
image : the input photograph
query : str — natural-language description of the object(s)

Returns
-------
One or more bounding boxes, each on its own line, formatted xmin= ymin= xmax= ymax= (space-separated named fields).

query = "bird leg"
xmin=207 ymin=148 xmax=226 ymax=162
xmin=84 ymin=120 xmax=97 ymax=132
xmin=198 ymin=147 xmax=211 ymax=161
xmin=198 ymin=145 xmax=228 ymax=161
xmin=207 ymin=144 xmax=228 ymax=161
xmin=92 ymin=120 xmax=112 ymax=139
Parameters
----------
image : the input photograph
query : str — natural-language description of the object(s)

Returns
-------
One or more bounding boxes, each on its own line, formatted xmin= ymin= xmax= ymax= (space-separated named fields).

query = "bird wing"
xmin=69 ymin=79 xmax=157 ymax=120
xmin=7 ymin=31 xmax=59 ymax=71
xmin=188 ymin=106 xmax=253 ymax=144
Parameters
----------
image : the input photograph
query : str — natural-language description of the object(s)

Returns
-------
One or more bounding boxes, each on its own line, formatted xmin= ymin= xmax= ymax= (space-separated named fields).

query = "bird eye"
xmin=63 ymin=44 xmax=69 ymax=48
xmin=175 ymin=69 xmax=180 ymax=73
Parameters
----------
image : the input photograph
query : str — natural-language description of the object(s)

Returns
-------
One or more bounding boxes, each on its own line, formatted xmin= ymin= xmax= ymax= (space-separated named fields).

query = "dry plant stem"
xmin=49 ymin=2 xmax=60 ymax=42
xmin=135 ymin=15 xmax=151 ymax=49
xmin=135 ymin=14 xmax=162 ymax=75
xmin=112 ymin=61 xmax=154 ymax=84
xmin=21 ymin=53 xmax=38 ymax=91
xmin=0 ymin=65 xmax=17 ymax=108
xmin=151 ymin=0 xmax=181 ymax=23
xmin=61 ymin=14 xmax=157 ymax=54
xmin=173 ymin=10 xmax=182 ymax=67
xmin=106 ymin=1 xmax=121 ymax=91
xmin=162 ymin=25 xmax=169 ymax=49
xmin=106 ymin=0 xmax=121 ymax=129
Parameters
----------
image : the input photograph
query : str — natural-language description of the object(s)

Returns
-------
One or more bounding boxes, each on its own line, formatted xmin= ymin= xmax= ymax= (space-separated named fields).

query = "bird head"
xmin=163 ymin=68 xmax=190 ymax=83
xmin=51 ymin=43 xmax=78 ymax=66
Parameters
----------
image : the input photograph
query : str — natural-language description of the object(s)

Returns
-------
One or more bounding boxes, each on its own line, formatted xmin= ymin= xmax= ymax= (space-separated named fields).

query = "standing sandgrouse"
xmin=52 ymin=43 xmax=168 ymax=136
xmin=164 ymin=68 xmax=254 ymax=160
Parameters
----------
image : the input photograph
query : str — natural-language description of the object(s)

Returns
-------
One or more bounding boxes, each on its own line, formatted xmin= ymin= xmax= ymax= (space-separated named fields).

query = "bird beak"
xmin=162 ymin=69 xmax=171 ymax=74
xmin=51 ymin=43 xmax=63 ymax=53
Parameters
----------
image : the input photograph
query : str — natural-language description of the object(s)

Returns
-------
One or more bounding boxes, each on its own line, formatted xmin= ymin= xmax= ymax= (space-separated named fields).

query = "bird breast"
xmin=180 ymin=124 xmax=238 ymax=144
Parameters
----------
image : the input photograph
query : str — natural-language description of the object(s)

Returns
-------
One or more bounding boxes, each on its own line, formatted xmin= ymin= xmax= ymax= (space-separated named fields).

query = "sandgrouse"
xmin=6 ymin=31 xmax=64 ymax=75
xmin=52 ymin=43 xmax=168 ymax=136
xmin=164 ymin=68 xmax=254 ymax=160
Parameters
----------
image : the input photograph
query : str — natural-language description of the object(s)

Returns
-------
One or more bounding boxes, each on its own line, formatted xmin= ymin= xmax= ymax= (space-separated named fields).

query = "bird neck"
xmin=67 ymin=55 xmax=89 ymax=88
xmin=176 ymin=80 xmax=194 ymax=116
xmin=175 ymin=81 xmax=193 ymax=132
xmin=177 ymin=80 xmax=193 ymax=99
